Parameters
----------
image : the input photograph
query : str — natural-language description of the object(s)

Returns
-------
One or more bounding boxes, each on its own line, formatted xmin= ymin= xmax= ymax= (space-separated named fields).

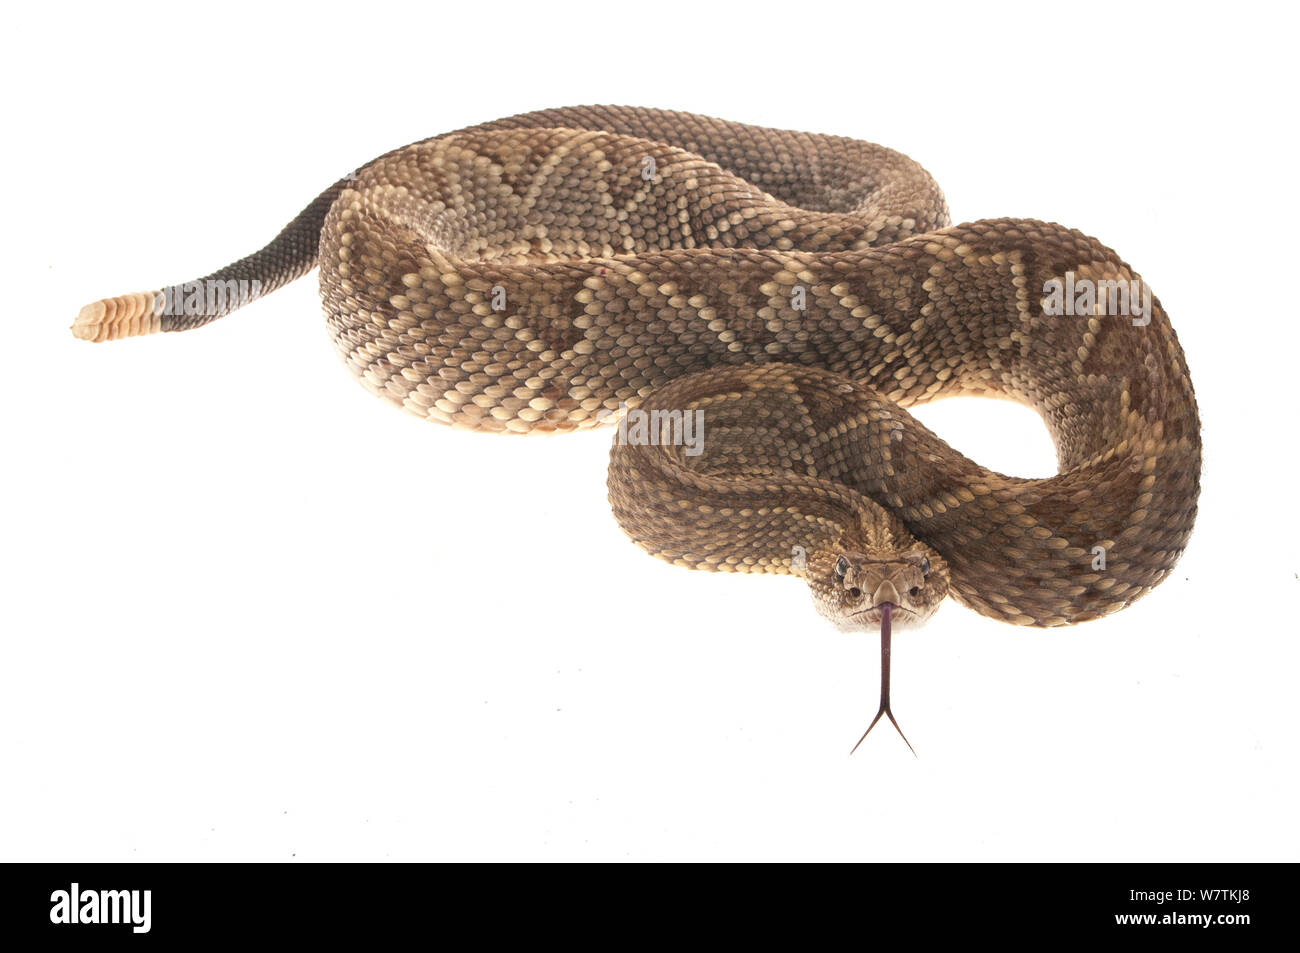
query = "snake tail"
xmin=71 ymin=180 xmax=349 ymax=342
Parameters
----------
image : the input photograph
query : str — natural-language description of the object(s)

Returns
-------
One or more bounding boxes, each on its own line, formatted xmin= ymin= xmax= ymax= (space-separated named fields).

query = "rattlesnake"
xmin=72 ymin=106 xmax=1201 ymax=748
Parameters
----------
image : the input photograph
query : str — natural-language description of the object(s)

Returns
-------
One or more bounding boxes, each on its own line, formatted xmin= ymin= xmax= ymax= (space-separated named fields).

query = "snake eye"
xmin=919 ymin=556 xmax=930 ymax=577
xmin=834 ymin=556 xmax=849 ymax=580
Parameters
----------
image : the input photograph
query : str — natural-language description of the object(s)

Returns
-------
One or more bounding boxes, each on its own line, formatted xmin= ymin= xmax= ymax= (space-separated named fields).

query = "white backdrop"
xmin=2 ymin=1 xmax=1296 ymax=861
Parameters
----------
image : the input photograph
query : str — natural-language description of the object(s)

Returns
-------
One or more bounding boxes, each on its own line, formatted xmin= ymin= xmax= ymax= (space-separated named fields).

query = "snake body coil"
xmin=74 ymin=105 xmax=1201 ymax=638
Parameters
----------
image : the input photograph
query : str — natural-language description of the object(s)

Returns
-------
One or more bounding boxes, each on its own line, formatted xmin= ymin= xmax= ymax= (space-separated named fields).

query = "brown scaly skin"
xmin=72 ymin=106 xmax=1200 ymax=632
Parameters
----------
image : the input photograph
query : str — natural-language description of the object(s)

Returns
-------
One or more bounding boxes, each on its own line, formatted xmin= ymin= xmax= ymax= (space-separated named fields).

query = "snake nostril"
xmin=909 ymin=586 xmax=921 ymax=598
xmin=848 ymin=587 xmax=862 ymax=599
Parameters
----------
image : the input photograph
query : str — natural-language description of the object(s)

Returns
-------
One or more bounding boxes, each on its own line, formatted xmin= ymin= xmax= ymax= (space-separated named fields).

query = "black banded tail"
xmin=72 ymin=178 xmax=349 ymax=342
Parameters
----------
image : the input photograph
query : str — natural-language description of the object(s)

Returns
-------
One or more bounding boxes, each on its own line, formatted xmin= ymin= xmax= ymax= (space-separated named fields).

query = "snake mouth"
xmin=849 ymin=602 xmax=914 ymax=627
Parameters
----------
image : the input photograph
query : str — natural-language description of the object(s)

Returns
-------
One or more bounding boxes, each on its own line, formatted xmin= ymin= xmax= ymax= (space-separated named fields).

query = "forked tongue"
xmin=850 ymin=603 xmax=917 ymax=757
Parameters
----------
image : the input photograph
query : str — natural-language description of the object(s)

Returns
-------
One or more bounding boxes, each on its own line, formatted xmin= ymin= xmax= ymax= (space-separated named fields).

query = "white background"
xmin=3 ymin=2 xmax=1296 ymax=861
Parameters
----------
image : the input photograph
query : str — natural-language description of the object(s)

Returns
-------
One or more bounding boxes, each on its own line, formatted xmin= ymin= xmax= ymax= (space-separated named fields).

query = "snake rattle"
xmin=72 ymin=106 xmax=1201 ymax=752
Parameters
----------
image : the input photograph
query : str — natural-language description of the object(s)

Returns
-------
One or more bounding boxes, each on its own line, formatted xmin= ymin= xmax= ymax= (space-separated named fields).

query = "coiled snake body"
xmin=74 ymin=107 xmax=1201 ymax=746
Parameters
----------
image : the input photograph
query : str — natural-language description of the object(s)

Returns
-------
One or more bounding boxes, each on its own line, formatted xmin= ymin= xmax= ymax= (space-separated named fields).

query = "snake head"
xmin=805 ymin=543 xmax=949 ymax=632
